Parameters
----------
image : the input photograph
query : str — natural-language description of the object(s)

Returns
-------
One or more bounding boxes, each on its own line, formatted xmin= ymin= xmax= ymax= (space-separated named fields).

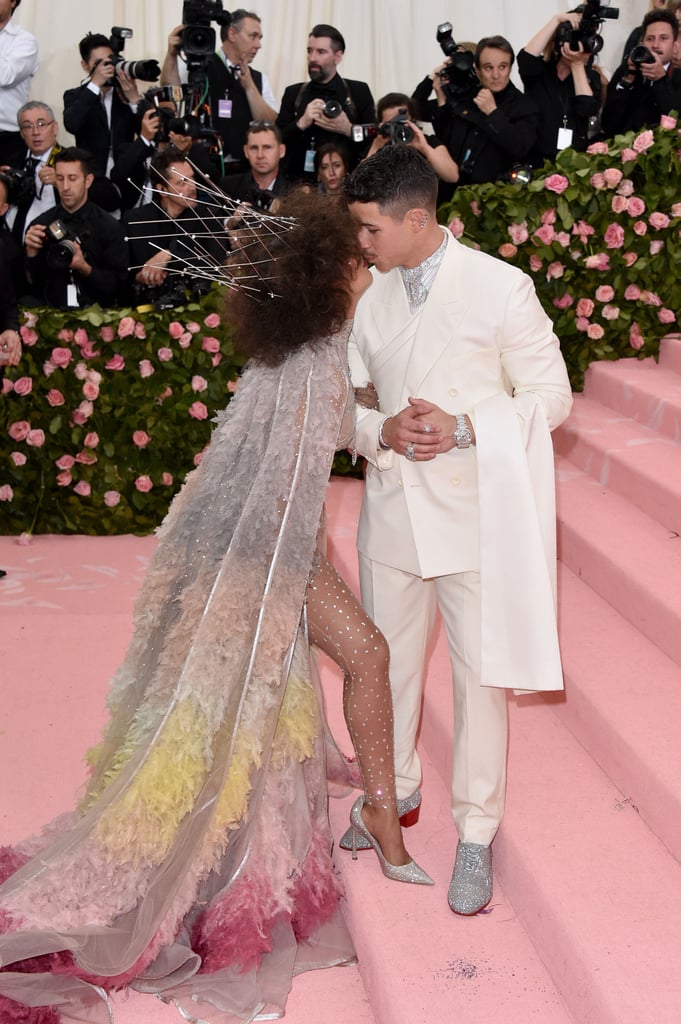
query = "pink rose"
xmin=470 ymin=200 xmax=481 ymax=216
xmin=157 ymin=347 xmax=173 ymax=361
xmin=8 ymin=420 xmax=31 ymax=442
xmin=623 ymin=252 xmax=638 ymax=267
xmin=186 ymin=321 xmax=201 ymax=334
xmin=133 ymin=430 xmax=151 ymax=448
xmin=546 ymin=261 xmax=565 ymax=280
xmin=576 ymin=316 xmax=590 ymax=332
xmin=201 ymin=336 xmax=220 ymax=354
xmin=595 ymin=285 xmax=615 ymax=302
xmin=611 ymin=195 xmax=628 ymax=214
xmin=135 ymin=475 xmax=154 ymax=493
xmin=134 ymin=321 xmax=146 ymax=339
xmin=584 ymin=253 xmax=610 ymax=271
xmin=10 ymin=451 xmax=27 ymax=466
xmin=533 ymin=224 xmax=556 ymax=245
xmin=82 ymin=381 xmax=100 ymax=400
xmin=529 ymin=254 xmax=543 ymax=272
xmin=105 ymin=354 xmax=125 ymax=371
xmin=99 ymin=325 xmax=115 ymax=342
xmin=590 ymin=172 xmax=606 ymax=190
xmin=168 ymin=321 xmax=185 ymax=339
xmin=191 ymin=375 xmax=208 ymax=392
xmin=659 ymin=308 xmax=676 ymax=324
xmin=194 ymin=451 xmax=205 ymax=466
xmin=448 ymin=217 xmax=465 ymax=237
xmin=188 ymin=401 xmax=208 ymax=420
xmin=211 ymin=353 xmax=222 ymax=367
xmin=553 ymin=293 xmax=574 ymax=309
xmin=649 ymin=212 xmax=670 ymax=230
xmin=627 ymin=196 xmax=646 ymax=217
xmin=55 ymin=454 xmax=75 ymax=470
xmin=541 ymin=208 xmax=557 ymax=225
xmin=660 ymin=115 xmax=677 ymax=129
xmin=73 ymin=480 xmax=91 ymax=497
xmin=13 ymin=376 xmax=33 ymax=396
xmin=203 ymin=312 xmax=221 ymax=329
xmin=81 ymin=342 xmax=99 ymax=359
xmin=603 ymin=168 xmax=623 ymax=188
xmin=555 ymin=231 xmax=570 ymax=247
xmin=20 ymin=326 xmax=38 ymax=346
xmin=587 ymin=323 xmax=605 ymax=340
xmin=157 ymin=386 xmax=173 ymax=404
xmin=227 ymin=378 xmax=239 ymax=393
xmin=104 ymin=490 xmax=121 ymax=507
xmin=633 ymin=129 xmax=654 ymax=153
xmin=508 ymin=222 xmax=529 ymax=245
xmin=586 ymin=141 xmax=609 ymax=154
xmin=617 ymin=179 xmax=635 ymax=197
xmin=16 ymin=531 xmax=32 ymax=546
xmin=0 ymin=484 xmax=14 ymax=501
xmin=139 ymin=359 xmax=154 ymax=378
xmin=74 ymin=362 xmax=88 ymax=380
xmin=621 ymin=148 xmax=638 ymax=164
xmin=629 ymin=323 xmax=645 ymax=350
xmin=57 ymin=328 xmax=73 ymax=343
xmin=577 ymin=298 xmax=595 ymax=318
xmin=117 ymin=316 xmax=136 ymax=338
xmin=51 ymin=347 xmax=72 ymax=367
xmin=26 ymin=429 xmax=45 ymax=447
xmin=76 ymin=400 xmax=94 ymax=420
xmin=22 ymin=311 xmax=37 ymax=328
xmin=642 ymin=291 xmax=662 ymax=306
xmin=545 ymin=173 xmax=569 ymax=194
xmin=624 ymin=284 xmax=641 ymax=301
xmin=572 ymin=220 xmax=595 ymax=242
xmin=56 ymin=470 xmax=72 ymax=487
xmin=649 ymin=240 xmax=664 ymax=255
xmin=84 ymin=432 xmax=99 ymax=448
xmin=72 ymin=411 xmax=87 ymax=426
xmin=179 ymin=332 xmax=192 ymax=348
xmin=604 ymin=223 xmax=625 ymax=249
xmin=498 ymin=243 xmax=517 ymax=259
xmin=74 ymin=327 xmax=89 ymax=346
xmin=602 ymin=305 xmax=620 ymax=321
xmin=671 ymin=202 xmax=681 ymax=218
xmin=633 ymin=220 xmax=647 ymax=236
xmin=75 ymin=451 xmax=97 ymax=466
xmin=1 ymin=378 xmax=12 ymax=395
xmin=162 ymin=472 xmax=173 ymax=486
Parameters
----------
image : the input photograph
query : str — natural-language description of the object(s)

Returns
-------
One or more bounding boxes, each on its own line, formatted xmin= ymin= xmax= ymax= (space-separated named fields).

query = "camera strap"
xmin=293 ymin=75 xmax=357 ymax=121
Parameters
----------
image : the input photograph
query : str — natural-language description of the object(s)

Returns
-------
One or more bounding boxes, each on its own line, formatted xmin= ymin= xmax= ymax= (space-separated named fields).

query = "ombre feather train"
xmin=0 ymin=323 xmax=359 ymax=1023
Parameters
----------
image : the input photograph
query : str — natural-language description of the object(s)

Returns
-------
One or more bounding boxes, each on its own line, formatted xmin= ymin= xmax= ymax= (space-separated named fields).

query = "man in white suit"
xmin=343 ymin=145 xmax=572 ymax=914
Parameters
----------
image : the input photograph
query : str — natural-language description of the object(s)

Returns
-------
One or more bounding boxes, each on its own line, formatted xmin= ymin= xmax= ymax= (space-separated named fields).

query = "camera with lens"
xmin=45 ymin=219 xmax=80 ymax=270
xmin=436 ymin=22 xmax=480 ymax=102
xmin=322 ymin=98 xmax=343 ymax=119
xmin=378 ymin=108 xmax=415 ymax=145
xmin=629 ymin=44 xmax=656 ymax=67
xmin=180 ymin=0 xmax=232 ymax=81
xmin=0 ymin=167 xmax=35 ymax=206
xmin=554 ymin=0 xmax=619 ymax=56
xmin=108 ymin=27 xmax=161 ymax=82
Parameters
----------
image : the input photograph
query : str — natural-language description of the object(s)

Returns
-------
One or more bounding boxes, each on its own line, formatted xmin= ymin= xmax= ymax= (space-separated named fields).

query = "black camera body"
xmin=436 ymin=22 xmax=480 ymax=102
xmin=629 ymin=44 xmax=656 ymax=67
xmin=46 ymin=219 xmax=80 ymax=270
xmin=181 ymin=0 xmax=232 ymax=82
xmin=554 ymin=1 xmax=619 ymax=56
xmin=323 ymin=98 xmax=343 ymax=119
xmin=108 ymin=26 xmax=161 ymax=82
xmin=378 ymin=108 xmax=415 ymax=145
xmin=0 ymin=167 xmax=35 ymax=206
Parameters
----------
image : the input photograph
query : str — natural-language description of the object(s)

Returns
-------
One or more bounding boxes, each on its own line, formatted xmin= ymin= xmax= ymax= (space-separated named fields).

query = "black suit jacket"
xmin=602 ymin=65 xmax=681 ymax=138
xmin=218 ymin=169 xmax=290 ymax=203
xmin=277 ymin=74 xmax=375 ymax=181
xmin=63 ymin=84 xmax=137 ymax=176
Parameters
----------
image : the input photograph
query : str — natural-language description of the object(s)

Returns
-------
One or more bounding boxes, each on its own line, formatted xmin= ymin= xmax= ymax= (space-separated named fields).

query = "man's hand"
xmin=24 ymin=223 xmax=46 ymax=258
xmin=638 ymin=51 xmax=668 ymax=82
xmin=137 ymin=250 xmax=171 ymax=287
xmin=313 ymin=109 xmax=353 ymax=137
xmin=116 ymin=67 xmax=142 ymax=106
xmin=410 ymin=397 xmax=476 ymax=453
xmin=68 ymin=241 xmax=91 ymax=276
xmin=37 ymin=163 xmax=57 ymax=188
xmin=380 ymin=399 xmax=442 ymax=461
xmin=140 ymin=108 xmax=160 ymax=142
xmin=168 ymin=130 xmax=192 ymax=154
xmin=473 ymin=88 xmax=497 ymax=116
xmin=355 ymin=382 xmax=379 ymax=410
xmin=167 ymin=24 xmax=183 ymax=57
xmin=90 ymin=56 xmax=115 ymax=90
xmin=0 ymin=329 xmax=21 ymax=366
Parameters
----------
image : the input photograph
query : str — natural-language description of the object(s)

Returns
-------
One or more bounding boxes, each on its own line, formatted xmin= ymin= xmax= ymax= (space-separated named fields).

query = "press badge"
xmin=67 ymin=283 xmax=79 ymax=307
xmin=304 ymin=149 xmax=316 ymax=173
xmin=218 ymin=98 xmax=233 ymax=119
xmin=557 ymin=126 xmax=573 ymax=150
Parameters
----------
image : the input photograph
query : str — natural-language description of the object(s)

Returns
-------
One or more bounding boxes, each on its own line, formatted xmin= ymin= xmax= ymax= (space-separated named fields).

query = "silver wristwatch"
xmin=453 ymin=414 xmax=473 ymax=449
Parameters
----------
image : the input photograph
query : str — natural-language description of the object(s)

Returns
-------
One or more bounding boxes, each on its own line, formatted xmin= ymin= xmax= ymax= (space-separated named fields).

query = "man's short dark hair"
xmin=149 ymin=146 xmax=190 ymax=189
xmin=54 ymin=146 xmax=94 ymax=177
xmin=245 ymin=120 xmax=282 ymax=143
xmin=10 ymin=0 xmax=22 ymax=10
xmin=377 ymin=92 xmax=418 ymax=122
xmin=641 ymin=9 xmax=679 ymax=40
xmin=475 ymin=35 xmax=515 ymax=68
xmin=310 ymin=24 xmax=345 ymax=53
xmin=343 ymin=146 xmax=438 ymax=219
xmin=79 ymin=32 xmax=112 ymax=64
xmin=220 ymin=9 xmax=261 ymax=42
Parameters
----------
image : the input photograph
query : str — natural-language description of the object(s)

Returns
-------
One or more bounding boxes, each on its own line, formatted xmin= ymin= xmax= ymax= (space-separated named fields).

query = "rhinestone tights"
xmin=306 ymin=554 xmax=409 ymax=864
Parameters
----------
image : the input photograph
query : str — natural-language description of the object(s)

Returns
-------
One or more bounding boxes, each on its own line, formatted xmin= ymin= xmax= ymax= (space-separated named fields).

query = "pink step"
xmin=658 ymin=333 xmax=681 ymax=376
xmin=584 ymin=357 xmax=681 ymax=442
xmin=555 ymin=454 xmax=681 ymax=668
xmin=554 ymin=393 xmax=681 ymax=533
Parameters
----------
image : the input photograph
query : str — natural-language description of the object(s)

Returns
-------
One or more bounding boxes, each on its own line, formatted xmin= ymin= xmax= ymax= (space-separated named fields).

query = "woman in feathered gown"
xmin=0 ymin=192 xmax=430 ymax=1024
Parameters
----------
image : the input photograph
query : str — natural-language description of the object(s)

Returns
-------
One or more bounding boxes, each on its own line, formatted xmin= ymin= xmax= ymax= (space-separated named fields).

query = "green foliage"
xmin=438 ymin=118 xmax=681 ymax=390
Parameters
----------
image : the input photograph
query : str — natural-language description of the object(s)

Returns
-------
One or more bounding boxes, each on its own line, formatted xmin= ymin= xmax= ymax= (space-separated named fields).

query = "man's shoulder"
xmin=4 ymin=19 xmax=37 ymax=44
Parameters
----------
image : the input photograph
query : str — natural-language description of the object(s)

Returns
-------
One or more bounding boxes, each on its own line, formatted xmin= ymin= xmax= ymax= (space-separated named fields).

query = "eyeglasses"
xmin=19 ymin=119 xmax=55 ymax=132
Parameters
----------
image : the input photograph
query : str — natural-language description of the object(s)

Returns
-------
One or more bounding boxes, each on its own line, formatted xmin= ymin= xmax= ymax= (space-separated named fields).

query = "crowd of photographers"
xmin=1 ymin=0 xmax=681 ymax=319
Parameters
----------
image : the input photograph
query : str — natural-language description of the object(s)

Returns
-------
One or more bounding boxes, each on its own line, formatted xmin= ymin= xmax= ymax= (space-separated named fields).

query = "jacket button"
xmin=449 ymin=387 xmax=458 ymax=397
xmin=450 ymin=477 xmax=460 ymax=487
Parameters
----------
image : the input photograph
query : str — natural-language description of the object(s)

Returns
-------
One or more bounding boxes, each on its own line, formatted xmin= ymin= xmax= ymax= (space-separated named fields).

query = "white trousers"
xmin=359 ymin=555 xmax=508 ymax=846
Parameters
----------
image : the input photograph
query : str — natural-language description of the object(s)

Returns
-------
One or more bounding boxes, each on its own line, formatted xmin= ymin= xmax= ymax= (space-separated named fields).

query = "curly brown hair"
xmin=226 ymin=188 xmax=362 ymax=366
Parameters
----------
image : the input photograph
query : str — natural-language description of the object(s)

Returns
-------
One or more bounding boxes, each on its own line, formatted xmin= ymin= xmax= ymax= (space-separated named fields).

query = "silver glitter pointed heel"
xmin=349 ymin=797 xmax=433 ymax=886
xmin=339 ymin=788 xmax=422 ymax=851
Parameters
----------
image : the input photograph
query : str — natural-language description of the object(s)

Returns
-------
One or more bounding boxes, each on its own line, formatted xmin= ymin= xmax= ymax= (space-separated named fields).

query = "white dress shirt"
xmin=0 ymin=18 xmax=39 ymax=132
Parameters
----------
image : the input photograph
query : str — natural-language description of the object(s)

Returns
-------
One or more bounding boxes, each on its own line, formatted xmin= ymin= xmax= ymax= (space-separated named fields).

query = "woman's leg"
xmin=306 ymin=554 xmax=410 ymax=866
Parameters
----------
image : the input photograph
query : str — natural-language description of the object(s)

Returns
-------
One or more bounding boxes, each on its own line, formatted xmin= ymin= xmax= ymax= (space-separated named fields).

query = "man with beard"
xmin=277 ymin=24 xmax=375 ymax=183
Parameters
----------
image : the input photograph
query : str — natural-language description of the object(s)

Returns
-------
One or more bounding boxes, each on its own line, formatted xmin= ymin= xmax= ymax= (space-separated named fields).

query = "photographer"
xmin=219 ymin=119 xmax=289 ymax=203
xmin=63 ymin=32 xmax=142 ymax=178
xmin=602 ymin=9 xmax=681 ymax=136
xmin=277 ymin=24 xmax=375 ymax=183
xmin=430 ymin=36 xmax=539 ymax=187
xmin=125 ymin=146 xmax=227 ymax=306
xmin=23 ymin=147 xmax=129 ymax=309
xmin=518 ymin=11 xmax=602 ymax=167
xmin=3 ymin=101 xmax=61 ymax=243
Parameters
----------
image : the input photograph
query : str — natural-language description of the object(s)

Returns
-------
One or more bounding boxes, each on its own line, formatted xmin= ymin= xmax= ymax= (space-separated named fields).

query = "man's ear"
xmin=407 ymin=207 xmax=429 ymax=231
